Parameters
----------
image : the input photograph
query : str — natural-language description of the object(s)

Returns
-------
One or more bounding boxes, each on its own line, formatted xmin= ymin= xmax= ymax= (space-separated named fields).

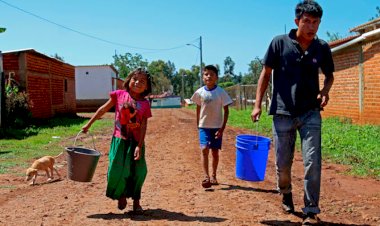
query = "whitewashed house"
xmin=75 ymin=65 xmax=121 ymax=112
xmin=150 ymin=96 xmax=181 ymax=108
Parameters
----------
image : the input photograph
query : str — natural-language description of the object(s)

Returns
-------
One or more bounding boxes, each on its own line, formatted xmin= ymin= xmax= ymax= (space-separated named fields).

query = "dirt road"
xmin=0 ymin=108 xmax=379 ymax=225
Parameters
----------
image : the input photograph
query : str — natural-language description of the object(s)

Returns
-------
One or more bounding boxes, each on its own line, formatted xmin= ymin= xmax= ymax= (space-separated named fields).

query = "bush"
xmin=218 ymin=81 xmax=235 ymax=88
xmin=5 ymin=86 xmax=32 ymax=128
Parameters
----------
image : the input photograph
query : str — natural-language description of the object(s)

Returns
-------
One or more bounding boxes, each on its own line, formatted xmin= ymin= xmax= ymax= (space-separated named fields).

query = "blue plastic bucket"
xmin=236 ymin=134 xmax=271 ymax=181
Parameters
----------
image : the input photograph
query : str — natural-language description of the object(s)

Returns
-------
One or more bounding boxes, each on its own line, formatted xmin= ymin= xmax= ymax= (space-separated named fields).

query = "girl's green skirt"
xmin=106 ymin=136 xmax=147 ymax=200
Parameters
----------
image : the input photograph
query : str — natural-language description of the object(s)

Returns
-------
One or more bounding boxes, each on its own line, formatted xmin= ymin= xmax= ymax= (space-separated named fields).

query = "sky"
xmin=1 ymin=0 xmax=379 ymax=75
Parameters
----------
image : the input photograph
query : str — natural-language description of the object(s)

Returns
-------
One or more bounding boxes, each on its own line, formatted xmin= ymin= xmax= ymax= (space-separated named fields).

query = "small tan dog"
xmin=25 ymin=152 xmax=63 ymax=185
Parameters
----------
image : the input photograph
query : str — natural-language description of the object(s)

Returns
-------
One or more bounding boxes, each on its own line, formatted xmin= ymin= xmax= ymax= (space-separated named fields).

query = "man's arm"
xmin=318 ymin=72 xmax=334 ymax=107
xmin=251 ymin=65 xmax=272 ymax=122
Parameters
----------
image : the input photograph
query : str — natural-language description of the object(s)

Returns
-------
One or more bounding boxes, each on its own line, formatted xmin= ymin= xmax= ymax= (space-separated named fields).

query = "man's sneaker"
xmin=302 ymin=213 xmax=320 ymax=225
xmin=282 ymin=192 xmax=294 ymax=213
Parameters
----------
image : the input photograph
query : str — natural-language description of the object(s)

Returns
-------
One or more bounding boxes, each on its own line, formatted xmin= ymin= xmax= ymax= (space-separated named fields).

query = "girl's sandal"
xmin=210 ymin=175 xmax=219 ymax=185
xmin=201 ymin=176 xmax=212 ymax=188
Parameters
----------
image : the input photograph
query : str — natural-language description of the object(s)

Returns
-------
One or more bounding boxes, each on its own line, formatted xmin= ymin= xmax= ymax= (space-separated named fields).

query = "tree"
xmin=223 ymin=56 xmax=235 ymax=76
xmin=241 ymin=73 xmax=254 ymax=85
xmin=219 ymin=56 xmax=235 ymax=83
xmin=147 ymin=60 xmax=176 ymax=94
xmin=174 ymin=69 xmax=194 ymax=99
xmin=326 ymin=31 xmax=343 ymax=42
xmin=0 ymin=27 xmax=6 ymax=33
xmin=246 ymin=57 xmax=262 ymax=84
xmin=112 ymin=53 xmax=148 ymax=78
xmin=51 ymin=53 xmax=64 ymax=62
xmin=180 ymin=65 xmax=201 ymax=95
xmin=369 ymin=6 xmax=380 ymax=20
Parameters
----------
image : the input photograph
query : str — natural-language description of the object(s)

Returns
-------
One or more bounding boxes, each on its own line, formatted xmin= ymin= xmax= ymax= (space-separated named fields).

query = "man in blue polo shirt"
xmin=251 ymin=0 xmax=334 ymax=224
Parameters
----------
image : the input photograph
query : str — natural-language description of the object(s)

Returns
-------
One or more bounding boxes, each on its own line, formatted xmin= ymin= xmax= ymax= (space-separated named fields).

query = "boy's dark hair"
xmin=295 ymin=0 xmax=323 ymax=19
xmin=204 ymin=65 xmax=218 ymax=76
xmin=123 ymin=67 xmax=152 ymax=97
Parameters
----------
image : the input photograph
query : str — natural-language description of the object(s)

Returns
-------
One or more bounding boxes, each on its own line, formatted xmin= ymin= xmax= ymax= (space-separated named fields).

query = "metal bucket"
xmin=65 ymin=131 xmax=101 ymax=182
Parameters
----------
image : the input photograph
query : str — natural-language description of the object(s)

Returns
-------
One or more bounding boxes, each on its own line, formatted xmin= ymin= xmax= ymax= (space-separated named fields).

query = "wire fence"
xmin=225 ymin=84 xmax=270 ymax=111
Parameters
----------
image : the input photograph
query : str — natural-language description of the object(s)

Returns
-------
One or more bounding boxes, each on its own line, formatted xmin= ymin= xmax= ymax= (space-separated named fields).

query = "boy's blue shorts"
xmin=198 ymin=128 xmax=222 ymax=150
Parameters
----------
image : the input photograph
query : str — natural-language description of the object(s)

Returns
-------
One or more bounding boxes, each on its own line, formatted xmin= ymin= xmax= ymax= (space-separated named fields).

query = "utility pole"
xmin=199 ymin=36 xmax=203 ymax=88
xmin=181 ymin=73 xmax=185 ymax=101
xmin=0 ymin=51 xmax=4 ymax=128
xmin=187 ymin=36 xmax=203 ymax=88
xmin=0 ymin=28 xmax=7 ymax=128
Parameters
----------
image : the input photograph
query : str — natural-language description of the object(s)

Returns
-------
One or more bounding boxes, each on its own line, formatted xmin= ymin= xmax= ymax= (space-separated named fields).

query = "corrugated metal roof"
xmin=328 ymin=35 xmax=360 ymax=48
xmin=350 ymin=17 xmax=380 ymax=33
xmin=331 ymin=28 xmax=380 ymax=53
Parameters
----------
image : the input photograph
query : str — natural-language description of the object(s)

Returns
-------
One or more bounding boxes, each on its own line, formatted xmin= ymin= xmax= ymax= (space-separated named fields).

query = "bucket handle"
xmin=73 ymin=130 xmax=97 ymax=150
xmin=253 ymin=121 xmax=259 ymax=149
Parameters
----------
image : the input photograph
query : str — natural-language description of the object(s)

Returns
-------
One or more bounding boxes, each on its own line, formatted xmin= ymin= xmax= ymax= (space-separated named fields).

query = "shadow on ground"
xmin=219 ymin=183 xmax=278 ymax=194
xmin=88 ymin=208 xmax=227 ymax=223
xmin=261 ymin=219 xmax=371 ymax=226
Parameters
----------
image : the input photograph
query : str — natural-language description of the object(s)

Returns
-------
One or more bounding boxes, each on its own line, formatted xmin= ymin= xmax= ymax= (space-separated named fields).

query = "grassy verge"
xmin=0 ymin=114 xmax=113 ymax=174
xmin=1 ymin=108 xmax=379 ymax=178
xmin=227 ymin=108 xmax=380 ymax=178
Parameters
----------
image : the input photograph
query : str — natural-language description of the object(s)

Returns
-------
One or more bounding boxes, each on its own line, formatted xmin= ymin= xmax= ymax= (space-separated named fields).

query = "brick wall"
xmin=27 ymin=74 xmax=52 ymax=118
xmin=321 ymin=41 xmax=380 ymax=124
xmin=3 ymin=50 xmax=76 ymax=118
xmin=3 ymin=54 xmax=20 ymax=85
xmin=362 ymin=41 xmax=380 ymax=124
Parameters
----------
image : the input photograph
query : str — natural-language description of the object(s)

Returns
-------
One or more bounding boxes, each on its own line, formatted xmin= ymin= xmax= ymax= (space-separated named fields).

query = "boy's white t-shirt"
xmin=191 ymin=86 xmax=233 ymax=128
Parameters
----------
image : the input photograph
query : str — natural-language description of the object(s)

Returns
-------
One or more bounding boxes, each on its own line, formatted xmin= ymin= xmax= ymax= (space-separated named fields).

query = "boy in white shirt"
xmin=191 ymin=65 xmax=233 ymax=188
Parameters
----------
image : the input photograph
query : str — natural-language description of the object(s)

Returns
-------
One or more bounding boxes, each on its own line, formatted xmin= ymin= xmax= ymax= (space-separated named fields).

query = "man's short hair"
xmin=295 ymin=0 xmax=323 ymax=19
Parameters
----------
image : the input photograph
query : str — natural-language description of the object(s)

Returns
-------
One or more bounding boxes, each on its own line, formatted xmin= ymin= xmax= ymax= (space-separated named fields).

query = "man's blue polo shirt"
xmin=263 ymin=29 xmax=334 ymax=116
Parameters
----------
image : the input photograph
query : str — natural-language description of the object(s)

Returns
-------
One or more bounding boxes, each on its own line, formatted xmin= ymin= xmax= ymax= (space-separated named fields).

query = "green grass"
xmin=226 ymin=108 xmax=380 ymax=178
xmin=1 ymin=109 xmax=379 ymax=179
xmin=322 ymin=117 xmax=380 ymax=177
xmin=0 ymin=114 xmax=113 ymax=174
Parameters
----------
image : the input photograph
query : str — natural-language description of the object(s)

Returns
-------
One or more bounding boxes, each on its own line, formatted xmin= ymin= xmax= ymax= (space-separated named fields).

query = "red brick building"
xmin=3 ymin=49 xmax=76 ymax=118
xmin=322 ymin=18 xmax=380 ymax=125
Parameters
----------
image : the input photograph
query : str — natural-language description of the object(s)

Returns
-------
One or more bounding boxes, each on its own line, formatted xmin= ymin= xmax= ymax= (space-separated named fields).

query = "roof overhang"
xmin=331 ymin=28 xmax=380 ymax=54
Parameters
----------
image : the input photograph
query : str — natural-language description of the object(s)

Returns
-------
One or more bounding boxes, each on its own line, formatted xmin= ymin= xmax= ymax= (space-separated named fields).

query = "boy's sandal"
xmin=117 ymin=197 xmax=127 ymax=210
xmin=201 ymin=176 xmax=212 ymax=188
xmin=210 ymin=175 xmax=218 ymax=185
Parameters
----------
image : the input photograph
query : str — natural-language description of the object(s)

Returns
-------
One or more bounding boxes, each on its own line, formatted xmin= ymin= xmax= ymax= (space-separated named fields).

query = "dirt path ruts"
xmin=0 ymin=108 xmax=379 ymax=225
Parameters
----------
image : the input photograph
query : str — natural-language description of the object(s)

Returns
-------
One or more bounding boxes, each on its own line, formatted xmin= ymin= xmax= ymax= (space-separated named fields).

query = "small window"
xmin=64 ymin=79 xmax=68 ymax=92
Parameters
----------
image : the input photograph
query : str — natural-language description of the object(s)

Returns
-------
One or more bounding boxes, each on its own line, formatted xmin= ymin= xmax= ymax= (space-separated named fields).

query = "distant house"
xmin=2 ymin=48 xmax=76 ymax=118
xmin=323 ymin=17 xmax=380 ymax=124
xmin=148 ymin=92 xmax=181 ymax=108
xmin=150 ymin=96 xmax=181 ymax=108
xmin=75 ymin=65 xmax=122 ymax=112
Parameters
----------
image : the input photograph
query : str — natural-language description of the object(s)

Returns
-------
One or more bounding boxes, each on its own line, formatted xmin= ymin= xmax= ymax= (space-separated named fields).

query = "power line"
xmin=0 ymin=0 xmax=189 ymax=51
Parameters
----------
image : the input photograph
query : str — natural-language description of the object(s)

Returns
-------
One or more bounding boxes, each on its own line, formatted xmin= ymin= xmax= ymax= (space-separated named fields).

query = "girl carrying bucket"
xmin=82 ymin=68 xmax=152 ymax=213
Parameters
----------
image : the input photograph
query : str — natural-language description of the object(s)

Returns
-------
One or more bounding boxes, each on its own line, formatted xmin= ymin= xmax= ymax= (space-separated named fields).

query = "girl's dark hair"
xmin=204 ymin=64 xmax=218 ymax=76
xmin=295 ymin=0 xmax=323 ymax=20
xmin=123 ymin=67 xmax=152 ymax=97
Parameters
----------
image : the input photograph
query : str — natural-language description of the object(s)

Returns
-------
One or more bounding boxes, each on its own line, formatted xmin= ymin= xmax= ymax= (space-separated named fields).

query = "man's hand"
xmin=251 ymin=107 xmax=261 ymax=123
xmin=317 ymin=92 xmax=329 ymax=107
xmin=81 ymin=124 xmax=90 ymax=133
